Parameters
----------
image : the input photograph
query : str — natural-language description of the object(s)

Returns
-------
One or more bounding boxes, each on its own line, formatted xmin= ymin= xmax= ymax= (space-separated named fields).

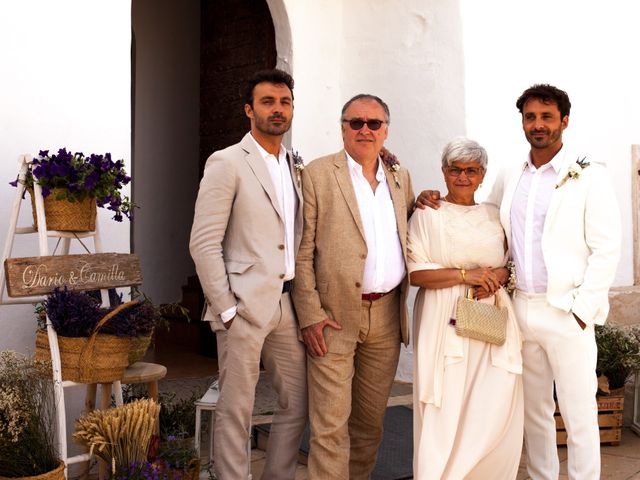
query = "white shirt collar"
xmin=525 ymin=144 xmax=565 ymax=173
xmin=346 ymin=152 xmax=386 ymax=182
xmin=249 ymin=133 xmax=286 ymax=161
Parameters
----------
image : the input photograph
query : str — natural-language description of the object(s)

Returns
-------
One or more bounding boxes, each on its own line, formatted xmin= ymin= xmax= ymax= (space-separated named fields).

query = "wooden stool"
xmin=120 ymin=361 xmax=167 ymax=402
xmin=85 ymin=362 xmax=167 ymax=409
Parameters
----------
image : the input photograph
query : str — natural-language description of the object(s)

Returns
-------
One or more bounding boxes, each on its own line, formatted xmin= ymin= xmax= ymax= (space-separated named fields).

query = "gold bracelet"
xmin=459 ymin=268 xmax=466 ymax=283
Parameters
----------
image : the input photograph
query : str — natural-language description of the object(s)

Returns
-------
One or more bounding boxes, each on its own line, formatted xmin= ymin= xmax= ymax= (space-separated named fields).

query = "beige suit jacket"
xmin=485 ymin=146 xmax=621 ymax=326
xmin=189 ymin=132 xmax=303 ymax=330
xmin=292 ymin=150 xmax=415 ymax=346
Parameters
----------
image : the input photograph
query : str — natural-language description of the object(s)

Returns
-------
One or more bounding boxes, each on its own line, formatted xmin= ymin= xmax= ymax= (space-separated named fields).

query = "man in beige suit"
xmin=292 ymin=94 xmax=414 ymax=479
xmin=190 ymin=69 xmax=306 ymax=480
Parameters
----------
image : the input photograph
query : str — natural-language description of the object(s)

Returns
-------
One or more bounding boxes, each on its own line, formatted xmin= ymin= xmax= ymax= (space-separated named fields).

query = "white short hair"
xmin=441 ymin=137 xmax=488 ymax=169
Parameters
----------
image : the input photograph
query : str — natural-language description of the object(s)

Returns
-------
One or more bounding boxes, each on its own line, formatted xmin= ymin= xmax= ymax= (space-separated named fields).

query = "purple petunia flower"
xmin=10 ymin=147 xmax=136 ymax=222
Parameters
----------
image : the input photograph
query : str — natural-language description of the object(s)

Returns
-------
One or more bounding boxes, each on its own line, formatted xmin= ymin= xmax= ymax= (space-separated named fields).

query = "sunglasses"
xmin=445 ymin=166 xmax=484 ymax=177
xmin=342 ymin=118 xmax=386 ymax=131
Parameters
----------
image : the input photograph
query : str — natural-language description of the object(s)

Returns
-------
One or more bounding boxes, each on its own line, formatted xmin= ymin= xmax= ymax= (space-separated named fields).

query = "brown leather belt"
xmin=361 ymin=290 xmax=392 ymax=301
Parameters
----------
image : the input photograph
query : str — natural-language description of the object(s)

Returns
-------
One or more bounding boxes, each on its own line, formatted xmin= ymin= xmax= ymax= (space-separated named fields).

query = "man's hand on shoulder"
xmin=415 ymin=190 xmax=441 ymax=210
xmin=301 ymin=318 xmax=342 ymax=357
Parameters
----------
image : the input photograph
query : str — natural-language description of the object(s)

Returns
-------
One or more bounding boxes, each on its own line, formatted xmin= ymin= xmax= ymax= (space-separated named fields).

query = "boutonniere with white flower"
xmin=555 ymin=156 xmax=590 ymax=189
xmin=291 ymin=150 xmax=304 ymax=186
xmin=380 ymin=147 xmax=401 ymax=188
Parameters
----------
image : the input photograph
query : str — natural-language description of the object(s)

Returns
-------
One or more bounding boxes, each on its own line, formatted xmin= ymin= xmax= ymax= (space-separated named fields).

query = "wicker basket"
xmin=128 ymin=331 xmax=153 ymax=365
xmin=0 ymin=460 xmax=65 ymax=480
xmin=29 ymin=188 xmax=96 ymax=232
xmin=35 ymin=302 xmax=137 ymax=383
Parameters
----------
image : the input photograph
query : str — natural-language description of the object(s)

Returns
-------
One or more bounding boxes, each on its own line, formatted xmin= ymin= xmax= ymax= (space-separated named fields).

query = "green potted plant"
xmin=10 ymin=148 xmax=134 ymax=231
xmin=156 ymin=391 xmax=201 ymax=480
xmin=0 ymin=351 xmax=63 ymax=479
xmin=595 ymin=323 xmax=640 ymax=392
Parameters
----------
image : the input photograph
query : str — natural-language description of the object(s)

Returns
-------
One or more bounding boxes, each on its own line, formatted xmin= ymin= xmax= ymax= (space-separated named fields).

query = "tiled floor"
xmin=155 ymin=346 xmax=640 ymax=479
xmin=247 ymin=428 xmax=640 ymax=480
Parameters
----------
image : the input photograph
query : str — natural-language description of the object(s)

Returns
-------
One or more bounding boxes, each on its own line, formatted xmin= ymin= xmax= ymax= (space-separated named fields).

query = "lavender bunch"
xmin=110 ymin=459 xmax=184 ymax=480
xmin=101 ymin=301 xmax=158 ymax=337
xmin=43 ymin=288 xmax=102 ymax=337
xmin=10 ymin=147 xmax=135 ymax=222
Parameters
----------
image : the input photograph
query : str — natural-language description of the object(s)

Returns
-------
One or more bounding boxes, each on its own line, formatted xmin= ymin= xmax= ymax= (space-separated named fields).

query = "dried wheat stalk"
xmin=74 ymin=398 xmax=160 ymax=467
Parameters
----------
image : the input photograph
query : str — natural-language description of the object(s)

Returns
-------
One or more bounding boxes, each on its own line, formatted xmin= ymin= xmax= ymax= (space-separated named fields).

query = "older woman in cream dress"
xmin=408 ymin=138 xmax=523 ymax=480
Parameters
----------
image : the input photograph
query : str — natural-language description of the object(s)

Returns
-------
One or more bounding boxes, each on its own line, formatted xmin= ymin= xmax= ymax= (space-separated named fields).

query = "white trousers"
xmin=513 ymin=291 xmax=600 ymax=480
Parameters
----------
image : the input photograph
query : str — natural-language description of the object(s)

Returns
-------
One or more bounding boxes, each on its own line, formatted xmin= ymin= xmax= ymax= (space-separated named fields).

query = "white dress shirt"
xmin=347 ymin=153 xmax=405 ymax=293
xmin=510 ymin=153 xmax=563 ymax=293
xmin=220 ymin=135 xmax=297 ymax=322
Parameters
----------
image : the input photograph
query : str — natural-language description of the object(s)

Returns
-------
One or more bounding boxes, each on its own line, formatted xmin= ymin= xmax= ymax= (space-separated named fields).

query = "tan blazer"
xmin=189 ymin=132 xmax=303 ymax=330
xmin=485 ymin=146 xmax=621 ymax=326
xmin=292 ymin=150 xmax=415 ymax=346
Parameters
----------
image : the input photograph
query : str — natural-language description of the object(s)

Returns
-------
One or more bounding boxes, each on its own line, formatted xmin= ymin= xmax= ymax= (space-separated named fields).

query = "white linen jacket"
xmin=485 ymin=146 xmax=621 ymax=326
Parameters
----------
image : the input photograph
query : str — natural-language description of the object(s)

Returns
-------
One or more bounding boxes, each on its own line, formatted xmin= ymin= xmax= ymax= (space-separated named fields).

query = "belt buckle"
xmin=362 ymin=291 xmax=387 ymax=301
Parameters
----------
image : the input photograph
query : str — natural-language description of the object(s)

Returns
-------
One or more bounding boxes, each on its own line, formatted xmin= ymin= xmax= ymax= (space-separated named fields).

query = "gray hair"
xmin=441 ymin=137 xmax=488 ymax=169
xmin=340 ymin=94 xmax=390 ymax=124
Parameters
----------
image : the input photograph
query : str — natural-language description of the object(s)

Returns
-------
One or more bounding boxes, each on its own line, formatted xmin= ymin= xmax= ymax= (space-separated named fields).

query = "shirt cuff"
xmin=220 ymin=305 xmax=237 ymax=323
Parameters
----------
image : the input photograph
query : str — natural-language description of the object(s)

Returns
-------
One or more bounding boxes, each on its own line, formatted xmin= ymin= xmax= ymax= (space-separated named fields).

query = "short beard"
xmin=255 ymin=115 xmax=291 ymax=136
xmin=527 ymin=127 xmax=561 ymax=149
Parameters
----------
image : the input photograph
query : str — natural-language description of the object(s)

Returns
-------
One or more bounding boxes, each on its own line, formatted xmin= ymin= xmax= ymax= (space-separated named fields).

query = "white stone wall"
xmin=0 ymin=0 xmax=132 ymax=350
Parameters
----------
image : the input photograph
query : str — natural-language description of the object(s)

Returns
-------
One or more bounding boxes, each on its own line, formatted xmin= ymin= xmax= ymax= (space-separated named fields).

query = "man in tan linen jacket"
xmin=190 ymin=69 xmax=306 ymax=480
xmin=292 ymin=94 xmax=414 ymax=479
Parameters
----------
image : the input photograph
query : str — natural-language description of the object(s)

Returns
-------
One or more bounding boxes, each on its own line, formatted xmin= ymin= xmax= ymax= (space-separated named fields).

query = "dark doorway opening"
xmin=132 ymin=0 xmax=278 ymax=377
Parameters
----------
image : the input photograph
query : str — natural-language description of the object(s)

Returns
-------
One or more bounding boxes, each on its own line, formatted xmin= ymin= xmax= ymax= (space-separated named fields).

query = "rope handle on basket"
xmin=78 ymin=299 xmax=140 ymax=382
xmin=91 ymin=300 xmax=140 ymax=335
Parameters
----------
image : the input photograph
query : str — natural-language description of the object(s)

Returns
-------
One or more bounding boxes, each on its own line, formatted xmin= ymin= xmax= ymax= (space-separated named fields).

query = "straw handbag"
xmin=455 ymin=288 xmax=507 ymax=346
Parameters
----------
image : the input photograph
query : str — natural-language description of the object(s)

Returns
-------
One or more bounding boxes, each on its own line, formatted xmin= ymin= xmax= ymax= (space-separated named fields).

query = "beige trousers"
xmin=307 ymin=290 xmax=401 ymax=480
xmin=513 ymin=290 xmax=600 ymax=480
xmin=213 ymin=292 xmax=307 ymax=480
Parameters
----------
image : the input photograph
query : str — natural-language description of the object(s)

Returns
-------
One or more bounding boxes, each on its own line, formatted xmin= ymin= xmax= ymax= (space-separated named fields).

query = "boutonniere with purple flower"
xmin=380 ymin=147 xmax=400 ymax=188
xmin=555 ymin=156 xmax=590 ymax=189
xmin=291 ymin=150 xmax=304 ymax=187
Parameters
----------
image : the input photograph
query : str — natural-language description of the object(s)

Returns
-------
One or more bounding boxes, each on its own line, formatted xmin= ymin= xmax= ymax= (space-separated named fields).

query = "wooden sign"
xmin=4 ymin=253 xmax=142 ymax=297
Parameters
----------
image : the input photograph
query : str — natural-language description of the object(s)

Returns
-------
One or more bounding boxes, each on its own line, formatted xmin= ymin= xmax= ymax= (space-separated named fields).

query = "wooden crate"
xmin=555 ymin=394 xmax=624 ymax=446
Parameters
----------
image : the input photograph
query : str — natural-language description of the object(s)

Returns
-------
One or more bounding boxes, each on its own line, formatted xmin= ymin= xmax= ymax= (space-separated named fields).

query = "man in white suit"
xmin=190 ymin=69 xmax=306 ymax=479
xmin=418 ymin=84 xmax=621 ymax=479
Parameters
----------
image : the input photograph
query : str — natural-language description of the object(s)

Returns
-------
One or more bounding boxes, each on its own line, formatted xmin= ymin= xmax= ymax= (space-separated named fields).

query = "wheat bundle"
xmin=74 ymin=398 xmax=160 ymax=467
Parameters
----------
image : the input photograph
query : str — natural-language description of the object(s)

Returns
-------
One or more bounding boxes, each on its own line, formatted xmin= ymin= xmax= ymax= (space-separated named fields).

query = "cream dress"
xmin=408 ymin=202 xmax=524 ymax=480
